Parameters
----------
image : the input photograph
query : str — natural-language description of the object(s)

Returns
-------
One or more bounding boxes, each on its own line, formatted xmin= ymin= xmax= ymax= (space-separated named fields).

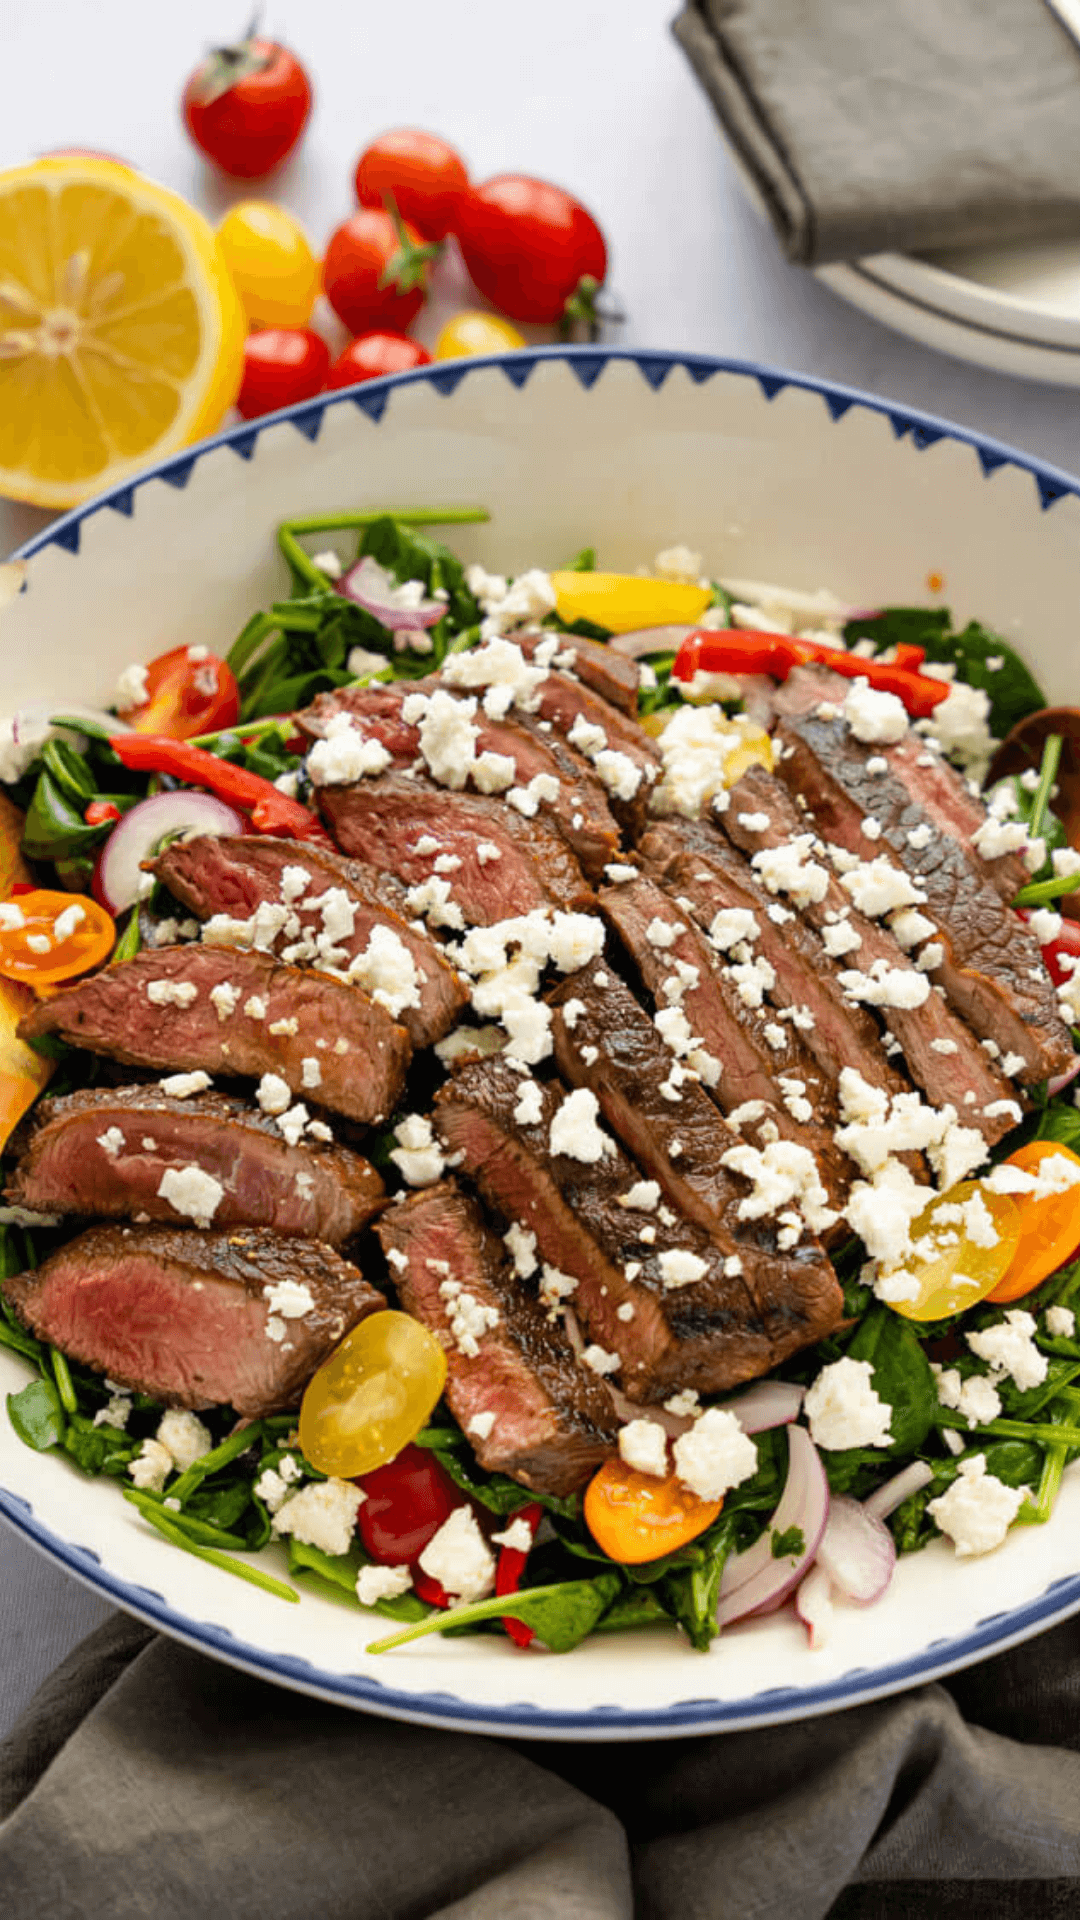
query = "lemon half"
xmin=0 ymin=156 xmax=245 ymax=508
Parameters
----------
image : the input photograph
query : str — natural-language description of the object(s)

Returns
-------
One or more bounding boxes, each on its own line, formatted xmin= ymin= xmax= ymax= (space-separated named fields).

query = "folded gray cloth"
xmin=673 ymin=0 xmax=1080 ymax=264
xmin=5 ymin=1613 xmax=1080 ymax=1917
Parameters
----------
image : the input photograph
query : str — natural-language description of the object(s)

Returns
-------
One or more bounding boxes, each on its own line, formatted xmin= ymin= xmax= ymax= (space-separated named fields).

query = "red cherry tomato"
xmin=1019 ymin=907 xmax=1080 ymax=988
xmin=454 ymin=175 xmax=607 ymax=325
xmin=357 ymin=1442 xmax=461 ymax=1565
xmin=354 ymin=130 xmax=469 ymax=241
xmin=117 ymin=647 xmax=240 ymax=740
xmin=236 ymin=328 xmax=331 ymax=419
xmin=325 ymin=332 xmax=432 ymax=391
xmin=182 ymin=36 xmax=312 ymax=179
xmin=322 ymin=210 xmax=438 ymax=336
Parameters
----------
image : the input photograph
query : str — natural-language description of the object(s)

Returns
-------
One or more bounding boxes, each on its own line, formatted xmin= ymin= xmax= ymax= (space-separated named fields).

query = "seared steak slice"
xmin=528 ymin=673 xmax=660 ymax=836
xmin=435 ymin=1059 xmax=837 ymax=1400
xmin=151 ymin=834 xmax=465 ymax=1048
xmin=640 ymin=817 xmax=912 ymax=1103
xmin=515 ymin=630 xmax=642 ymax=715
xmin=773 ymin=706 xmax=1073 ymax=1083
xmin=598 ymin=870 xmax=852 ymax=1211
xmin=378 ymin=1181 xmax=617 ymax=1496
xmin=297 ymin=683 xmax=620 ymax=880
xmin=318 ymin=773 xmax=593 ymax=924
xmin=6 ymin=1084 xmax=384 ymax=1245
xmin=19 ymin=946 xmax=410 ymax=1127
xmin=2 ymin=1226 xmax=384 ymax=1416
xmin=547 ymin=961 xmax=843 ymax=1348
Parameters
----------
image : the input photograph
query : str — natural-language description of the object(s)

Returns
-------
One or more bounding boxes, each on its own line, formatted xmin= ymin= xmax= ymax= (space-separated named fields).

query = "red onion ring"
xmin=94 ymin=790 xmax=245 ymax=914
xmin=716 ymin=1426 xmax=829 ymax=1627
xmin=1048 ymin=1056 xmax=1080 ymax=1098
xmin=863 ymin=1460 xmax=934 ymax=1521
xmin=814 ymin=1494 xmax=896 ymax=1605
xmin=336 ymin=555 xmax=444 ymax=629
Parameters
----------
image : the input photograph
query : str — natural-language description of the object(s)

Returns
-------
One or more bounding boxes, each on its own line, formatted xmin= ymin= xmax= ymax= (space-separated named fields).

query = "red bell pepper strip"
xmin=108 ymin=734 xmax=333 ymax=848
xmin=496 ymin=1502 xmax=544 ymax=1649
xmin=671 ymin=629 xmax=950 ymax=720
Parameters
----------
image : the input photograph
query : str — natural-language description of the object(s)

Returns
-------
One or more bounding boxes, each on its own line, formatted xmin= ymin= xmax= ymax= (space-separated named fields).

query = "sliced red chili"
xmin=671 ymin=629 xmax=950 ymax=719
xmin=495 ymin=1502 xmax=543 ymax=1649
xmin=108 ymin=734 xmax=332 ymax=847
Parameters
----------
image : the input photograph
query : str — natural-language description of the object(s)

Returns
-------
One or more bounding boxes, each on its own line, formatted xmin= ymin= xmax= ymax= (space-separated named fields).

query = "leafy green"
xmin=771 ymin=1525 xmax=806 ymax=1560
xmin=561 ymin=546 xmax=596 ymax=572
xmin=842 ymin=606 xmax=1046 ymax=738
xmin=21 ymin=769 xmax=110 ymax=863
xmin=845 ymin=1307 xmax=938 ymax=1456
xmin=286 ymin=1539 xmax=429 ymax=1623
xmin=414 ymin=1422 xmax=580 ymax=1520
xmin=659 ymin=1513 xmax=739 ymax=1651
xmin=6 ymin=1376 xmax=65 ymax=1451
xmin=358 ymin=516 xmax=480 ymax=631
xmin=367 ymin=1574 xmax=623 ymax=1656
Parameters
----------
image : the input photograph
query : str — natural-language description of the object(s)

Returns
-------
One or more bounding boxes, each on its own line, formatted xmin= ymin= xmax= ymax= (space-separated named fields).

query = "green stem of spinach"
xmin=50 ymin=1348 xmax=78 ymax=1415
xmin=167 ymin=1422 xmax=261 ymax=1504
xmin=132 ymin=1501 xmax=298 ymax=1602
xmin=366 ymin=1582 xmax=576 ymax=1654
xmin=277 ymin=506 xmax=490 ymax=593
xmin=1028 ymin=733 xmax=1063 ymax=845
xmin=1016 ymin=1443 xmax=1068 ymax=1525
xmin=122 ymin=1488 xmax=249 ymax=1551
xmin=1013 ymin=872 xmax=1080 ymax=908
xmin=937 ymin=1411 xmax=1080 ymax=1448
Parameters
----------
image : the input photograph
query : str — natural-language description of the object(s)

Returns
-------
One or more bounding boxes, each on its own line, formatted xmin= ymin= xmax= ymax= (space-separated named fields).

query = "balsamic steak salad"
xmin=2 ymin=507 xmax=1080 ymax=1658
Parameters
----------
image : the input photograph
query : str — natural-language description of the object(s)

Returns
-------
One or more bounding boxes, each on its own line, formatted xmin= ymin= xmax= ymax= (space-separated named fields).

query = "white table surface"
xmin=5 ymin=0 xmax=1080 ymax=1744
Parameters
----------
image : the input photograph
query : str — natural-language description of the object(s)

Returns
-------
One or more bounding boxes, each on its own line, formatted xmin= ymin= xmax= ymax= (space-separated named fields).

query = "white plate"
xmin=4 ymin=349 xmax=1080 ymax=1740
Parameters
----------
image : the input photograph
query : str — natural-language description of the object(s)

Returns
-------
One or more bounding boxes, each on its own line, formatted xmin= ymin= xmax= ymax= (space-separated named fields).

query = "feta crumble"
xmin=272 ymin=1478 xmax=366 ymax=1557
xmin=157 ymin=1165 xmax=224 ymax=1228
xmin=804 ymin=1357 xmax=893 ymax=1450
xmin=672 ymin=1409 xmax=758 ymax=1502
xmin=618 ymin=1419 xmax=670 ymax=1479
xmin=418 ymin=1505 xmax=496 ymax=1603
xmin=927 ymin=1453 xmax=1027 ymax=1556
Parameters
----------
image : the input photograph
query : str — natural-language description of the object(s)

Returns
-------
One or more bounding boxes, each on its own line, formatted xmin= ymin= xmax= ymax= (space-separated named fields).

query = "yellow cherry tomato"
xmin=639 ymin=708 xmax=775 ymax=787
xmin=299 ymin=1310 xmax=447 ymax=1477
xmin=550 ymin=571 xmax=712 ymax=635
xmin=584 ymin=1458 xmax=722 ymax=1564
xmin=987 ymin=1140 xmax=1080 ymax=1303
xmin=0 ymin=796 xmax=53 ymax=1145
xmin=0 ymin=890 xmax=115 ymax=987
xmin=434 ymin=310 xmax=527 ymax=359
xmin=217 ymin=202 xmax=320 ymax=329
xmin=880 ymin=1180 xmax=1021 ymax=1322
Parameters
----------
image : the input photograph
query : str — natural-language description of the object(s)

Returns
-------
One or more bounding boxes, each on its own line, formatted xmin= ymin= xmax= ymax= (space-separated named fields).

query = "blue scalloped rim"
xmin=6 ymin=344 xmax=1080 ymax=1741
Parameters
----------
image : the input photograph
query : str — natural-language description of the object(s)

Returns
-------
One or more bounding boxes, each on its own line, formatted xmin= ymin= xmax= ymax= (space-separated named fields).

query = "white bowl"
xmin=3 ymin=347 xmax=1080 ymax=1741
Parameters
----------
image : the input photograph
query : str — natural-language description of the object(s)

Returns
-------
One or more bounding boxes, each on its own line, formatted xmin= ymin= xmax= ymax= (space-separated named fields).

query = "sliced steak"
xmin=640 ymin=817 xmax=912 ymax=1103
xmin=598 ymin=870 xmax=853 ymax=1211
xmin=434 ymin=1059 xmax=835 ymax=1400
xmin=547 ymin=961 xmax=843 ymax=1349
xmin=515 ymin=630 xmax=642 ymax=715
xmin=6 ymin=1085 xmax=385 ymax=1245
xmin=772 ymin=705 xmax=1073 ymax=1083
xmin=2 ymin=1226 xmax=384 ymax=1416
xmin=151 ymin=833 xmax=465 ymax=1048
xmin=378 ymin=1181 xmax=617 ymax=1496
xmin=318 ymin=773 xmax=593 ymax=925
xmin=19 ymin=946 xmax=410 ymax=1127
xmin=722 ymin=766 xmax=1023 ymax=1142
xmin=528 ymin=672 xmax=661 ymax=836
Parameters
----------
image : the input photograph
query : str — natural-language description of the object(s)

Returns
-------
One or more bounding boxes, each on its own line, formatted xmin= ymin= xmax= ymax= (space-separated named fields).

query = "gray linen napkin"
xmin=5 ymin=1612 xmax=1080 ymax=1917
xmin=673 ymin=0 xmax=1080 ymax=264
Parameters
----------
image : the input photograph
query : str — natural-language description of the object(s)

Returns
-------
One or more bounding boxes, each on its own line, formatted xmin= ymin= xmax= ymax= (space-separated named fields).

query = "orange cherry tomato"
xmin=0 ymin=890 xmax=115 ymax=987
xmin=583 ymin=1458 xmax=722 ymax=1565
xmin=987 ymin=1140 xmax=1080 ymax=1303
xmin=118 ymin=646 xmax=240 ymax=740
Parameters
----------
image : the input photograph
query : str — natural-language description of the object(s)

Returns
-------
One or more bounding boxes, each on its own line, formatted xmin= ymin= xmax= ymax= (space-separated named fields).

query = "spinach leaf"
xmin=366 ymin=1574 xmax=623 ymax=1656
xmin=658 ymin=1512 xmax=739 ymax=1651
xmin=63 ymin=1419 xmax=139 ymax=1477
xmin=594 ymin=1588 xmax=672 ymax=1634
xmin=561 ymin=546 xmax=596 ymax=572
xmin=358 ymin=517 xmax=479 ymax=631
xmin=842 ymin=607 xmax=1046 ymax=738
xmin=286 ymin=1538 xmax=432 ymax=1623
xmin=7 ymin=1376 xmax=65 ymax=1451
xmin=771 ymin=1525 xmax=806 ymax=1559
xmin=21 ymin=769 xmax=110 ymax=864
xmin=844 ymin=1306 xmax=938 ymax=1457
xmin=415 ymin=1423 xmax=580 ymax=1520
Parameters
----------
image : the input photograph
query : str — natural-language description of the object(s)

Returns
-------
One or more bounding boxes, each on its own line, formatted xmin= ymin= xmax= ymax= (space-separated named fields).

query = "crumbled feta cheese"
xmin=672 ymin=1408 xmax=758 ymax=1501
xmin=837 ymin=960 xmax=931 ymax=1010
xmin=549 ymin=1087 xmax=612 ymax=1164
xmin=804 ymin=1357 xmax=893 ymax=1450
xmin=971 ymin=817 xmax=1029 ymax=861
xmin=405 ymin=876 xmax=466 ymax=932
xmin=439 ymin=1277 xmax=500 ymax=1356
xmin=468 ymin=1411 xmax=496 ymax=1441
xmin=159 ymin=1070 xmax=211 ymax=1099
xmin=935 ymin=1366 xmax=1002 ymax=1428
xmin=128 ymin=1438 xmax=174 ymax=1492
xmin=307 ymin=712 xmax=393 ymax=786
xmin=512 ymin=1080 xmax=544 ymax=1128
xmin=256 ymin=1072 xmax=292 ymax=1116
xmin=842 ymin=679 xmax=908 ymax=744
xmin=490 ymin=1516 xmax=535 ymax=1554
xmin=209 ymin=981 xmax=238 ymax=1023
xmin=539 ymin=1265 xmax=579 ymax=1308
xmin=618 ymin=1180 xmax=661 ymax=1212
xmin=93 ymin=1391 xmax=133 ymax=1432
xmin=651 ymin=704 xmax=758 ymax=817
xmin=96 ymin=1126 xmax=125 ymax=1160
xmin=507 ymin=772 xmax=560 ymax=817
xmin=157 ymin=1165 xmax=224 ymax=1228
xmin=720 ymin=1139 xmax=835 ymax=1235
xmin=157 ymin=1408 xmax=214 ymax=1471
xmin=708 ymin=907 xmax=760 ymax=952
xmin=841 ymin=858 xmax=926 ymax=918
xmin=1053 ymin=847 xmax=1080 ymax=879
xmin=821 ymin=920 xmax=862 ymax=958
xmin=653 ymin=544 xmax=703 ymax=582
xmin=264 ymin=1279 xmax=315 ymax=1320
xmin=582 ymin=1343 xmax=621 ymax=1376
xmin=357 ymin=1563 xmax=413 ymax=1606
xmin=442 ymin=629 xmax=549 ymax=715
xmin=657 ymin=1248 xmax=710 ymax=1289
xmin=275 ymin=1104 xmax=310 ymax=1149
xmin=967 ymin=1309 xmax=1048 ymax=1394
xmin=927 ymin=1453 xmax=1027 ymax=1555
xmin=1046 ymin=1305 xmax=1077 ymax=1339
xmin=114 ymin=662 xmax=149 ymax=711
xmin=146 ymin=979 xmax=199 ymax=1008
xmin=504 ymin=1222 xmax=538 ymax=1278
xmin=272 ymin=1478 xmax=365 ymax=1557
xmin=751 ymin=835 xmax=830 ymax=908
xmin=889 ymin=908 xmax=938 ymax=950
xmin=52 ymin=902 xmax=86 ymax=943
xmin=419 ymin=1505 xmax=496 ymax=1603
xmin=618 ymin=1419 xmax=670 ymax=1478
xmin=390 ymin=1113 xmax=446 ymax=1187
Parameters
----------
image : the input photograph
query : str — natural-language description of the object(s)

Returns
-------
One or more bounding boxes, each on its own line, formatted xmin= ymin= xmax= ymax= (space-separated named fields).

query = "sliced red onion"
xmin=336 ymin=555 xmax=443 ymax=630
xmin=93 ymin=790 xmax=245 ymax=914
xmin=609 ymin=625 xmax=697 ymax=659
xmin=863 ymin=1460 xmax=934 ymax=1522
xmin=794 ymin=1563 xmax=834 ymax=1649
xmin=1048 ymin=1056 xmax=1080 ymax=1098
xmin=815 ymin=1495 xmax=896 ymax=1605
xmin=721 ymin=1379 xmax=804 ymax=1435
xmin=716 ymin=1425 xmax=829 ymax=1627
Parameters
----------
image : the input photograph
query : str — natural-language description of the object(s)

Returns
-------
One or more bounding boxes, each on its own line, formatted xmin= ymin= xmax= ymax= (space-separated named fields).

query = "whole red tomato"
xmin=354 ymin=130 xmax=469 ymax=241
xmin=357 ymin=1443 xmax=461 ymax=1565
xmin=182 ymin=35 xmax=312 ymax=178
xmin=325 ymin=332 xmax=432 ymax=390
xmin=454 ymin=176 xmax=607 ymax=326
xmin=322 ymin=209 xmax=436 ymax=335
xmin=237 ymin=328 xmax=330 ymax=418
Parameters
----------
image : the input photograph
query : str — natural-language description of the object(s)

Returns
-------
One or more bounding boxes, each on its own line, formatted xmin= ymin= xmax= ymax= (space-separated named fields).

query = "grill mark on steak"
xmin=434 ymin=1058 xmax=841 ymax=1399
xmin=1 ymin=1226 xmax=384 ymax=1416
xmin=318 ymin=772 xmax=593 ymax=924
xmin=722 ymin=766 xmax=1024 ymax=1143
xmin=514 ymin=630 xmax=642 ymax=715
xmin=18 ymin=946 xmax=410 ymax=1127
xmin=598 ymin=870 xmax=853 ymax=1213
xmin=5 ymin=1085 xmax=385 ymax=1245
xmin=151 ymin=834 xmax=465 ymax=1049
xmin=377 ymin=1180 xmax=617 ymax=1496
xmin=773 ymin=710 xmax=1073 ymax=1083
xmin=528 ymin=672 xmax=661 ymax=837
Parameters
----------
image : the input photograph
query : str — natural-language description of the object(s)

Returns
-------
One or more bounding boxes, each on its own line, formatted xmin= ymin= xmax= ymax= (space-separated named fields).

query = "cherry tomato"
xmin=455 ymin=176 xmax=607 ymax=326
xmin=584 ymin=1459 xmax=722 ymax=1565
xmin=0 ymin=890 xmax=115 ymax=987
xmin=182 ymin=35 xmax=312 ymax=179
xmin=354 ymin=130 xmax=469 ymax=242
xmin=988 ymin=1141 xmax=1080 ymax=1303
xmin=322 ymin=209 xmax=437 ymax=336
xmin=299 ymin=1311 xmax=447 ymax=1477
xmin=325 ymin=332 xmax=432 ymax=391
xmin=357 ymin=1442 xmax=461 ymax=1564
xmin=217 ymin=202 xmax=320 ymax=328
xmin=434 ymin=311 xmax=527 ymax=360
xmin=1020 ymin=907 xmax=1080 ymax=989
xmin=237 ymin=328 xmax=330 ymax=419
xmin=117 ymin=646 xmax=240 ymax=740
xmin=880 ymin=1180 xmax=1022 ymax=1321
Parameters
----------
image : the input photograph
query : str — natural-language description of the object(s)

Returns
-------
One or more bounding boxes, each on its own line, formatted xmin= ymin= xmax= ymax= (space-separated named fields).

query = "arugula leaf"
xmin=842 ymin=607 xmax=1046 ymax=738
xmin=7 ymin=1376 xmax=65 ymax=1451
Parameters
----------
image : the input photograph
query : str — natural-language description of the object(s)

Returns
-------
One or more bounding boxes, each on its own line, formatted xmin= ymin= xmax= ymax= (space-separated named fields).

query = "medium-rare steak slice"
xmin=297 ymin=682 xmax=621 ymax=879
xmin=515 ymin=630 xmax=642 ymax=715
xmin=772 ymin=705 xmax=1073 ymax=1083
xmin=19 ymin=946 xmax=410 ymax=1127
xmin=547 ymin=961 xmax=843 ymax=1349
xmin=639 ymin=817 xmax=912 ymax=1103
xmin=6 ymin=1085 xmax=385 ymax=1245
xmin=435 ymin=1060 xmax=840 ymax=1399
xmin=598 ymin=869 xmax=852 ymax=1212
xmin=722 ymin=765 xmax=1023 ymax=1142
xmin=151 ymin=833 xmax=465 ymax=1048
xmin=318 ymin=773 xmax=593 ymax=925
xmin=378 ymin=1181 xmax=617 ymax=1496
xmin=2 ymin=1226 xmax=384 ymax=1416
xmin=528 ymin=672 xmax=661 ymax=836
